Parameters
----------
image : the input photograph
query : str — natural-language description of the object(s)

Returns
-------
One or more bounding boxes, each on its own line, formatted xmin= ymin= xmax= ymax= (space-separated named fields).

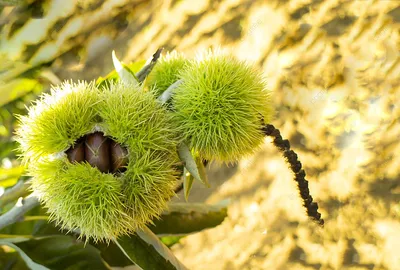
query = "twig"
xmin=0 ymin=180 xmax=30 ymax=208
xmin=0 ymin=195 xmax=40 ymax=230
xmin=136 ymin=48 xmax=163 ymax=83
xmin=262 ymin=124 xmax=325 ymax=226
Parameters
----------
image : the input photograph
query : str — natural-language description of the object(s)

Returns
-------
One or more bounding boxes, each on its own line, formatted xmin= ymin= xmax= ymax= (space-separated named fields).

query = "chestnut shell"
xmin=66 ymin=132 xmax=128 ymax=173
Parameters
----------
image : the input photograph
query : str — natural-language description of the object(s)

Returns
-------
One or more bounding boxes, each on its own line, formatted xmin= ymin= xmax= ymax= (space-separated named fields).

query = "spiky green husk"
xmin=16 ymin=81 xmax=181 ymax=241
xmin=16 ymin=81 xmax=99 ymax=163
xmin=97 ymin=83 xmax=181 ymax=233
xmin=147 ymin=51 xmax=188 ymax=97
xmin=172 ymin=52 xmax=274 ymax=162
xmin=30 ymin=158 xmax=131 ymax=240
xmin=96 ymin=83 xmax=181 ymax=154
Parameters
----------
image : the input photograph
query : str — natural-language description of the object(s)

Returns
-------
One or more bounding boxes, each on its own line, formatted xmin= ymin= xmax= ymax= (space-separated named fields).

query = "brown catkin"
xmin=262 ymin=124 xmax=324 ymax=227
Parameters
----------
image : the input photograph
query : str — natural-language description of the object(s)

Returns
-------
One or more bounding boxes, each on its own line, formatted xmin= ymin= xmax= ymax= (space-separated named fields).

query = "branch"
xmin=0 ymin=195 xmax=40 ymax=230
xmin=262 ymin=124 xmax=325 ymax=227
xmin=0 ymin=180 xmax=30 ymax=208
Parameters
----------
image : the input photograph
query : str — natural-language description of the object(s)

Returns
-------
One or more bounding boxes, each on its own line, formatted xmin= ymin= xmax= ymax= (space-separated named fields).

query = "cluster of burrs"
xmin=15 ymin=47 xmax=324 ymax=242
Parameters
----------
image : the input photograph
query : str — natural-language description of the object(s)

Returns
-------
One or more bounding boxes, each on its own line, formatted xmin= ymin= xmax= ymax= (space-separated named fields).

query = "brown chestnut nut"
xmin=110 ymin=141 xmax=128 ymax=172
xmin=66 ymin=140 xmax=85 ymax=163
xmin=85 ymin=132 xmax=110 ymax=173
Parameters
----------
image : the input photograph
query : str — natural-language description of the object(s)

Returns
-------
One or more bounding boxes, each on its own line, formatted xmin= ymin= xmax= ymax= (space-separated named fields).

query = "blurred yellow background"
xmin=1 ymin=0 xmax=400 ymax=269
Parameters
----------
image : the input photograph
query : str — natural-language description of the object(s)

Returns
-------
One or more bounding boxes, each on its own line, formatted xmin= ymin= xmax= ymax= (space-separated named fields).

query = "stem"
xmin=0 ymin=195 xmax=40 ymax=230
xmin=262 ymin=124 xmax=324 ymax=227
xmin=0 ymin=180 xmax=30 ymax=208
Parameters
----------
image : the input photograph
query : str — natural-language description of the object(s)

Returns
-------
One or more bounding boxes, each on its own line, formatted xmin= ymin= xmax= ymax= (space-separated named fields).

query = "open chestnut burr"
xmin=66 ymin=132 xmax=128 ymax=173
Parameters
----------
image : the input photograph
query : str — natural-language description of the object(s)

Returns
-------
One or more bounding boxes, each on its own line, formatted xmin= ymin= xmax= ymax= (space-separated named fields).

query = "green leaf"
xmin=135 ymin=48 xmax=163 ymax=83
xmin=195 ymin=155 xmax=209 ymax=187
xmin=94 ymin=235 xmax=183 ymax=267
xmin=0 ymin=238 xmax=31 ymax=243
xmin=183 ymin=168 xmax=194 ymax=201
xmin=0 ymin=244 xmax=30 ymax=270
xmin=111 ymin=51 xmax=139 ymax=86
xmin=14 ymin=236 xmax=112 ymax=270
xmin=96 ymin=60 xmax=146 ymax=89
xmin=129 ymin=60 xmax=148 ymax=74
xmin=0 ymin=166 xmax=25 ymax=188
xmin=177 ymin=142 xmax=210 ymax=188
xmin=92 ymin=241 xmax=133 ymax=267
xmin=0 ymin=203 xmax=60 ymax=237
xmin=115 ymin=226 xmax=187 ymax=270
xmin=0 ymin=240 xmax=49 ymax=270
xmin=148 ymin=202 xmax=228 ymax=236
xmin=158 ymin=79 xmax=183 ymax=104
